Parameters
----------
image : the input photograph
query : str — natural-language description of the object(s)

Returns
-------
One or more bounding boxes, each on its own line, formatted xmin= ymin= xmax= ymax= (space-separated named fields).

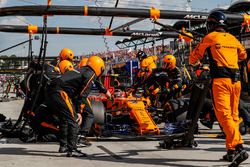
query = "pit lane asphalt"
xmin=0 ymin=99 xmax=250 ymax=167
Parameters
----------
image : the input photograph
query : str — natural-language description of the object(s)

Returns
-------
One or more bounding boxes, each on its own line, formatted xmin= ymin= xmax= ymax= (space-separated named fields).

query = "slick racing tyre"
xmin=91 ymin=100 xmax=105 ymax=125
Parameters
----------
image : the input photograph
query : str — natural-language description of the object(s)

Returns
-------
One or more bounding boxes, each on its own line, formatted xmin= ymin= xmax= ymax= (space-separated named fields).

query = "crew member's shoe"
xmin=58 ymin=145 xmax=68 ymax=153
xmin=77 ymin=135 xmax=92 ymax=147
xmin=66 ymin=149 xmax=87 ymax=157
xmin=222 ymin=150 xmax=235 ymax=162
xmin=228 ymin=144 xmax=249 ymax=167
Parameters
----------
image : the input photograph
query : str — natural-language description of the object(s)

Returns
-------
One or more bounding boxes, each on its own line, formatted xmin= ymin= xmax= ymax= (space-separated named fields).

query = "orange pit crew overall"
xmin=189 ymin=31 xmax=247 ymax=150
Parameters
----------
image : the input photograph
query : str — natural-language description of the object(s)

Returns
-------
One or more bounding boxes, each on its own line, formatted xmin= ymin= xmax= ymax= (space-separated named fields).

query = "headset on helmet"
xmin=86 ymin=56 xmax=105 ymax=77
xmin=59 ymin=48 xmax=74 ymax=61
xmin=163 ymin=55 xmax=176 ymax=70
xmin=78 ymin=58 xmax=88 ymax=68
xmin=136 ymin=51 xmax=147 ymax=61
xmin=206 ymin=11 xmax=227 ymax=33
xmin=58 ymin=60 xmax=74 ymax=74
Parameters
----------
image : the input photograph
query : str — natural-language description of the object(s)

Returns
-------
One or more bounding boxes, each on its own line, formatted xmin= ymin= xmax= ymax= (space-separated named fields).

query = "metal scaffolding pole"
xmin=0 ymin=25 xmax=180 ymax=38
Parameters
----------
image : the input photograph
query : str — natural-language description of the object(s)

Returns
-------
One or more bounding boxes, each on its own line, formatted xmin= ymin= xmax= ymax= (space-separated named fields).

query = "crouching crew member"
xmin=46 ymin=55 xmax=111 ymax=157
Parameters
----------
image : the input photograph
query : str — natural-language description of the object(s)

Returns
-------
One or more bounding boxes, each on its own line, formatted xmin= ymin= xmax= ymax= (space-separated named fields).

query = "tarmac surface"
xmin=0 ymin=99 xmax=250 ymax=167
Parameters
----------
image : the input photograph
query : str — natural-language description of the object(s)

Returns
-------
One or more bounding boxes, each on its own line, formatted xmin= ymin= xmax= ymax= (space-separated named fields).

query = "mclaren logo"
xmin=131 ymin=32 xmax=163 ymax=37
xmin=184 ymin=14 xmax=207 ymax=20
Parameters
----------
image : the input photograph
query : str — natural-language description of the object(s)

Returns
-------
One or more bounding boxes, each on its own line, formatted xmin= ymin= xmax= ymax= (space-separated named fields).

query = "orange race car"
xmin=88 ymin=75 xmax=160 ymax=137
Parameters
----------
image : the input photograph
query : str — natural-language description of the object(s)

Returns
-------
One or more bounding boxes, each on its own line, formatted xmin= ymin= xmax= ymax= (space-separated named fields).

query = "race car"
xmin=89 ymin=74 xmax=160 ymax=137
